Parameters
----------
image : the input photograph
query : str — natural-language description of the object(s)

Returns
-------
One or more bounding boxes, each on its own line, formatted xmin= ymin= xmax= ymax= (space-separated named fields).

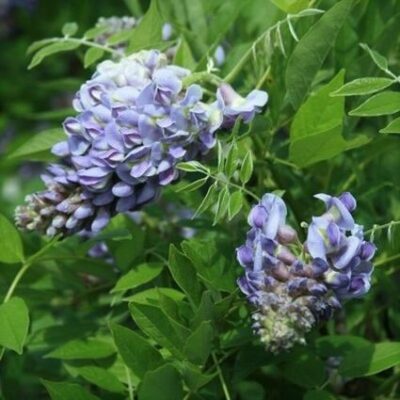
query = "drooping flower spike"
xmin=16 ymin=50 xmax=268 ymax=237
xmin=237 ymin=192 xmax=376 ymax=353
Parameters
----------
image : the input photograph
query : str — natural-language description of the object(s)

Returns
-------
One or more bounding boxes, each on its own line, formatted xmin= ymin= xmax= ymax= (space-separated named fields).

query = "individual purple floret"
xmin=217 ymin=83 xmax=268 ymax=127
xmin=306 ymin=193 xmax=375 ymax=300
xmin=16 ymin=50 xmax=268 ymax=237
xmin=236 ymin=192 xmax=375 ymax=353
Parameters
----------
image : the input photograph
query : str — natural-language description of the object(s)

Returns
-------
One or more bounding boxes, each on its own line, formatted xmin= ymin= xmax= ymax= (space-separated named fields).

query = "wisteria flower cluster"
xmin=237 ymin=192 xmax=376 ymax=353
xmin=16 ymin=50 xmax=268 ymax=237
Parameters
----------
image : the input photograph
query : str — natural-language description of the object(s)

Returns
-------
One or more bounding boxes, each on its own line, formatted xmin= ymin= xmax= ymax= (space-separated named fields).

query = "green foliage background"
xmin=0 ymin=0 xmax=400 ymax=399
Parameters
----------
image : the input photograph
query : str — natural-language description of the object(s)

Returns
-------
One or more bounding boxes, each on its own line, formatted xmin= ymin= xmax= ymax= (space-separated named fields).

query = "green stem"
xmin=210 ymin=173 xmax=260 ymax=202
xmin=375 ymin=253 xmax=400 ymax=268
xmin=223 ymin=34 xmax=266 ymax=83
xmin=365 ymin=220 xmax=400 ymax=236
xmin=223 ymin=10 xmax=323 ymax=83
xmin=255 ymin=66 xmax=271 ymax=90
xmin=0 ymin=236 xmax=59 ymax=361
xmin=125 ymin=366 xmax=134 ymax=400
xmin=46 ymin=37 xmax=121 ymax=57
xmin=3 ymin=262 xmax=32 ymax=304
xmin=183 ymin=71 xmax=223 ymax=87
xmin=212 ymin=352 xmax=231 ymax=400
xmin=0 ymin=261 xmax=32 ymax=361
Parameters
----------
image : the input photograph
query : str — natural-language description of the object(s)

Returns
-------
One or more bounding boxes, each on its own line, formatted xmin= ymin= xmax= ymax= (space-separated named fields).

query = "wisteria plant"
xmin=1 ymin=0 xmax=400 ymax=399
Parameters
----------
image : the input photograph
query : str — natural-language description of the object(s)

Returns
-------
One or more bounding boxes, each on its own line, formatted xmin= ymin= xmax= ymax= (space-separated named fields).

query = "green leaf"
xmin=110 ymin=323 xmax=164 ymax=379
xmin=174 ymin=38 xmax=197 ymax=69
xmin=138 ymin=364 xmax=184 ymax=400
xmin=175 ymin=177 xmax=208 ymax=193
xmin=0 ymin=214 xmax=24 ymax=263
xmin=332 ymin=77 xmax=394 ymax=96
xmin=237 ymin=381 xmax=266 ymax=400
xmin=181 ymin=362 xmax=215 ymax=392
xmin=83 ymin=25 xmax=108 ymax=40
xmin=127 ymin=0 xmax=164 ymax=53
xmin=349 ymin=91 xmax=400 ymax=116
xmin=111 ymin=262 xmax=164 ymax=293
xmin=239 ymin=151 xmax=254 ymax=184
xmin=62 ymin=22 xmax=79 ymax=36
xmin=8 ymin=128 xmax=65 ymax=160
xmin=72 ymin=366 xmax=125 ymax=393
xmin=303 ymin=390 xmax=335 ymax=400
xmin=42 ymin=380 xmax=100 ymax=400
xmin=45 ymin=338 xmax=115 ymax=360
xmin=289 ymin=70 xmax=369 ymax=166
xmin=28 ymin=41 xmax=80 ymax=69
xmin=106 ymin=219 xmax=145 ymax=270
xmin=184 ymin=0 xmax=207 ymax=47
xmin=225 ymin=144 xmax=239 ymax=178
xmin=339 ymin=342 xmax=400 ymax=378
xmin=270 ymin=0 xmax=309 ymax=14
xmin=380 ymin=117 xmax=400 ymax=134
xmin=360 ymin=43 xmax=388 ymax=71
xmin=176 ymin=161 xmax=209 ymax=173
xmin=107 ymin=29 xmax=132 ymax=45
xmin=194 ymin=183 xmax=218 ymax=217
xmin=27 ymin=38 xmax=54 ymax=55
xmin=181 ymin=240 xmax=236 ymax=293
xmin=0 ymin=297 xmax=29 ymax=354
xmin=124 ymin=288 xmax=185 ymax=304
xmin=286 ymin=0 xmax=354 ymax=108
xmin=316 ymin=335 xmax=373 ymax=359
xmin=168 ymin=244 xmax=202 ymax=306
xmin=124 ymin=0 xmax=143 ymax=15
xmin=84 ymin=47 xmax=104 ymax=68
xmin=183 ymin=321 xmax=214 ymax=366
xmin=290 ymin=71 xmax=344 ymax=166
xmin=228 ymin=191 xmax=243 ymax=220
xmin=130 ymin=302 xmax=187 ymax=358
xmin=283 ymin=352 xmax=327 ymax=388
xmin=213 ymin=186 xmax=230 ymax=223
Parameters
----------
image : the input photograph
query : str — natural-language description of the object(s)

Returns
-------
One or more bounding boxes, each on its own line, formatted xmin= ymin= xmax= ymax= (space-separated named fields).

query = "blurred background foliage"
xmin=1 ymin=0 xmax=400 ymax=399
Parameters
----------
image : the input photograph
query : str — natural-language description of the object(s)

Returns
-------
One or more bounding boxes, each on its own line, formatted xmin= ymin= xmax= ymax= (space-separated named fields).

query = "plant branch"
xmin=212 ymin=352 xmax=231 ymax=400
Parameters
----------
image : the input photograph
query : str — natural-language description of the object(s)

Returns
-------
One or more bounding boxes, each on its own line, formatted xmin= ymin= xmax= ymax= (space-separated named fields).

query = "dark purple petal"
xmin=91 ymin=208 xmax=110 ymax=232
xmin=339 ymin=192 xmax=357 ymax=212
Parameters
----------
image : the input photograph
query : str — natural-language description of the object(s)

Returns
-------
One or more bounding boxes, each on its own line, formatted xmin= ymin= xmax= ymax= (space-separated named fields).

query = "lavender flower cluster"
xmin=16 ymin=50 xmax=267 ymax=237
xmin=237 ymin=192 xmax=376 ymax=353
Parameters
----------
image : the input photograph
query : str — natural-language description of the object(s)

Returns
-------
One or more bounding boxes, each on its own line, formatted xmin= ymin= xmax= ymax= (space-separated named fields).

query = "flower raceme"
xmin=15 ymin=50 xmax=268 ymax=237
xmin=236 ymin=192 xmax=376 ymax=353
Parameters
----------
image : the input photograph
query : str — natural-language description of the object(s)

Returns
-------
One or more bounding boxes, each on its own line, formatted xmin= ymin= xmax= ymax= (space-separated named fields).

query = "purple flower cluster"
xmin=236 ymin=192 xmax=376 ymax=353
xmin=16 ymin=50 xmax=268 ymax=237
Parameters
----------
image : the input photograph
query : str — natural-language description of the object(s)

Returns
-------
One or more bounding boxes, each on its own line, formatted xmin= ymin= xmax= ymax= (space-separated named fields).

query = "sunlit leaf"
xmin=111 ymin=262 xmax=164 ymax=293
xmin=8 ymin=128 xmax=65 ymax=160
xmin=286 ymin=0 xmax=353 ymax=108
xmin=0 ymin=297 xmax=29 ymax=354
xmin=332 ymin=77 xmax=394 ymax=96
xmin=62 ymin=22 xmax=79 ymax=36
xmin=349 ymin=91 xmax=400 ymax=116
xmin=0 ymin=213 xmax=24 ymax=263
xmin=380 ymin=117 xmax=400 ymax=134
xmin=28 ymin=41 xmax=80 ymax=69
